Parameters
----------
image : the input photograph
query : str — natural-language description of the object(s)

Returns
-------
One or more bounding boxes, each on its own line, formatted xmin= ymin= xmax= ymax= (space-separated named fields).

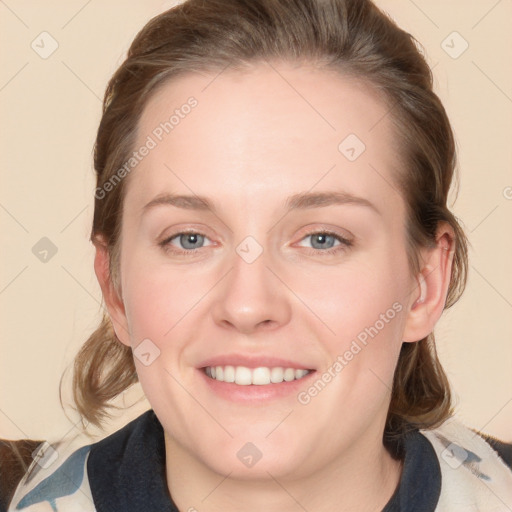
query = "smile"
xmin=204 ymin=365 xmax=311 ymax=385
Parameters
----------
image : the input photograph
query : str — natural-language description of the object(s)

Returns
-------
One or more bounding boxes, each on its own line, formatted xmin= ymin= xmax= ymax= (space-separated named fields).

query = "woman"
xmin=5 ymin=0 xmax=512 ymax=510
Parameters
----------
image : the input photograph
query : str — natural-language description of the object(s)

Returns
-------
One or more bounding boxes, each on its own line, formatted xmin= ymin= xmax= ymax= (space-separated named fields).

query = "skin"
xmin=95 ymin=61 xmax=454 ymax=511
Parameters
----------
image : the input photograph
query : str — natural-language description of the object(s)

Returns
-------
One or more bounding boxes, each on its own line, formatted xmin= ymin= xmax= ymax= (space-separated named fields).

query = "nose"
xmin=210 ymin=241 xmax=292 ymax=335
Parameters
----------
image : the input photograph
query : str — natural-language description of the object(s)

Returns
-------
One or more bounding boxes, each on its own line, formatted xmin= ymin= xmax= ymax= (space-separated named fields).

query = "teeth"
xmin=270 ymin=367 xmax=284 ymax=383
xmin=204 ymin=365 xmax=311 ymax=385
xmin=223 ymin=365 xmax=235 ymax=383
xmin=252 ymin=367 xmax=270 ymax=385
xmin=235 ymin=366 xmax=252 ymax=385
xmin=284 ymin=368 xmax=295 ymax=381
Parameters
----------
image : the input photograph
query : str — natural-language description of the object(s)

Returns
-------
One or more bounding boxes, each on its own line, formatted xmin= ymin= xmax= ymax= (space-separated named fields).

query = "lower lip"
xmin=198 ymin=369 xmax=316 ymax=403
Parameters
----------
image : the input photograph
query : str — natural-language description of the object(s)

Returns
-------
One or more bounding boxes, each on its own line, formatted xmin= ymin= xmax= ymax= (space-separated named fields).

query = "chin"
xmin=194 ymin=435 xmax=308 ymax=481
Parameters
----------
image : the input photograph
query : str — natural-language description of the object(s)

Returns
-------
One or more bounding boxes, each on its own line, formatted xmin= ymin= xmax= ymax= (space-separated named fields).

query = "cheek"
xmin=305 ymin=252 xmax=409 ymax=398
xmin=309 ymin=256 xmax=408 ymax=341
xmin=119 ymin=262 xmax=202 ymax=428
xmin=123 ymin=282 xmax=168 ymax=343
xmin=122 ymin=267 xmax=194 ymax=346
xmin=119 ymin=230 xmax=206 ymax=344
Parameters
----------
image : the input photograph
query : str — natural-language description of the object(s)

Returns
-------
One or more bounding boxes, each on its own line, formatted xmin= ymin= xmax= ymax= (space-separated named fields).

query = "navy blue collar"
xmin=382 ymin=428 xmax=441 ymax=511
xmin=87 ymin=410 xmax=441 ymax=511
xmin=88 ymin=410 xmax=177 ymax=511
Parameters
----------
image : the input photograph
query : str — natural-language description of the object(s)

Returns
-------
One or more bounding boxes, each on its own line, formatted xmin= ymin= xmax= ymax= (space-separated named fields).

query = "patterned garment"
xmin=7 ymin=410 xmax=512 ymax=511
xmin=9 ymin=444 xmax=93 ymax=511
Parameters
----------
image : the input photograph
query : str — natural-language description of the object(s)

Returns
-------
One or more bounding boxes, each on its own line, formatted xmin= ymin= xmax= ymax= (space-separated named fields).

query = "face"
xmin=110 ymin=61 xmax=421 ymax=480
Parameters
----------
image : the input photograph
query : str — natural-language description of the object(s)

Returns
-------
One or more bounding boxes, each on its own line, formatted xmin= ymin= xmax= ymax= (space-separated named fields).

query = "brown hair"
xmin=65 ymin=0 xmax=468 ymax=434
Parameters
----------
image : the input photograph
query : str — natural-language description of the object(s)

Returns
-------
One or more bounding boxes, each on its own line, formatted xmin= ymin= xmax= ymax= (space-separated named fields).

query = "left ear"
xmin=402 ymin=222 xmax=455 ymax=343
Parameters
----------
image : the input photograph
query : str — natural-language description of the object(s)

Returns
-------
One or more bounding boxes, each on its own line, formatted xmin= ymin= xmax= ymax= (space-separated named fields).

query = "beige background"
xmin=1 ymin=0 xmax=511 ymax=446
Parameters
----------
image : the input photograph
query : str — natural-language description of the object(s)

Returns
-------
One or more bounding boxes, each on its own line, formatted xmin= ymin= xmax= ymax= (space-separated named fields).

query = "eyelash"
xmin=158 ymin=229 xmax=353 ymax=257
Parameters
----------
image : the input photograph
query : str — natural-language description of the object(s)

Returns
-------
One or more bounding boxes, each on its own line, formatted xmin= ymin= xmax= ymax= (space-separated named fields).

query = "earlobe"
xmin=93 ymin=238 xmax=131 ymax=347
xmin=402 ymin=225 xmax=455 ymax=343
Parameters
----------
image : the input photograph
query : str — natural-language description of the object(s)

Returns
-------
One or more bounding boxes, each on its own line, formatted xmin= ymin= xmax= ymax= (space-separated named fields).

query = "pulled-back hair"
xmin=66 ymin=0 xmax=468 ymax=435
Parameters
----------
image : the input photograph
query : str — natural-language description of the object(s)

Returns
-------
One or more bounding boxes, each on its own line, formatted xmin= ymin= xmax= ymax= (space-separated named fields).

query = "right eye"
xmin=159 ymin=231 xmax=213 ymax=255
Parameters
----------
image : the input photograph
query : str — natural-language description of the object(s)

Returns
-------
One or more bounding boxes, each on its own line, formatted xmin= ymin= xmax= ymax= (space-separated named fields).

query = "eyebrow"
xmin=141 ymin=191 xmax=380 ymax=216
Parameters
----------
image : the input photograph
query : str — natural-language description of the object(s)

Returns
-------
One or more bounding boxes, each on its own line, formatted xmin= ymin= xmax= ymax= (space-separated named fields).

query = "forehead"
xmin=125 ymin=61 xmax=403 ymax=217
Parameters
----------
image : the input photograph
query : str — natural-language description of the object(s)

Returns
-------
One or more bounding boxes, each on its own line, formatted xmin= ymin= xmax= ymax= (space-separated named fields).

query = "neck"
xmin=164 ymin=429 xmax=403 ymax=512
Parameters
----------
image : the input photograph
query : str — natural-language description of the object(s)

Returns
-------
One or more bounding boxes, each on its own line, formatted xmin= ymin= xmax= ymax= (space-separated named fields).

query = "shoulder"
xmin=0 ymin=439 xmax=44 ymax=512
xmin=6 ymin=439 xmax=95 ymax=511
xmin=472 ymin=430 xmax=512 ymax=470
xmin=419 ymin=417 xmax=512 ymax=511
xmin=7 ymin=410 xmax=168 ymax=512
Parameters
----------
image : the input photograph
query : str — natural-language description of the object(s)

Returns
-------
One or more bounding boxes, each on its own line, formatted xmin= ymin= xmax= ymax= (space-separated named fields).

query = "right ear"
xmin=93 ymin=236 xmax=131 ymax=347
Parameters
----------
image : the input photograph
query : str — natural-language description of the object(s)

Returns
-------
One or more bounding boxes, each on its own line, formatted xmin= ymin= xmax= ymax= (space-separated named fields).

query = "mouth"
xmin=196 ymin=354 xmax=317 ymax=402
xmin=203 ymin=365 xmax=312 ymax=385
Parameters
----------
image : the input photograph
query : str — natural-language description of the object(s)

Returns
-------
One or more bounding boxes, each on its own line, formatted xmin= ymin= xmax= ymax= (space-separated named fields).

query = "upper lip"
xmin=198 ymin=354 xmax=315 ymax=370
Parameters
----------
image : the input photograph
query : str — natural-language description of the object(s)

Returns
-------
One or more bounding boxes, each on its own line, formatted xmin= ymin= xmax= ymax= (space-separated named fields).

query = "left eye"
xmin=297 ymin=231 xmax=352 ymax=252
xmin=162 ymin=232 xmax=212 ymax=251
